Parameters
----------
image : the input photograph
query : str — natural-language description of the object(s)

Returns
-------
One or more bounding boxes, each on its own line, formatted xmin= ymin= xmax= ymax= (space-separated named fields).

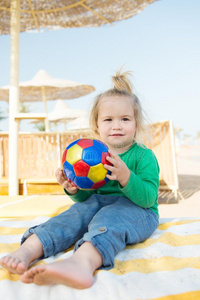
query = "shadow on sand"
xmin=158 ymin=174 xmax=200 ymax=204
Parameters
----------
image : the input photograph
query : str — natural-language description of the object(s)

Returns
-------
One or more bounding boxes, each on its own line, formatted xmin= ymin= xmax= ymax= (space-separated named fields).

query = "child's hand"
xmin=55 ymin=168 xmax=78 ymax=195
xmin=104 ymin=150 xmax=130 ymax=187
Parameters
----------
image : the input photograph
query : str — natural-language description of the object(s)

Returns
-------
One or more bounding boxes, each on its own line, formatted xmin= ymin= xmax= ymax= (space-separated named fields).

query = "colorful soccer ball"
xmin=62 ymin=138 xmax=111 ymax=190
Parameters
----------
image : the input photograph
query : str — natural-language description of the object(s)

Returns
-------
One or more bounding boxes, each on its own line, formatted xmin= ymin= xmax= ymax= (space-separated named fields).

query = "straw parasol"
xmin=0 ymin=1 xmax=158 ymax=34
xmin=30 ymin=99 xmax=89 ymax=129
xmin=48 ymin=99 xmax=88 ymax=123
xmin=0 ymin=0 xmax=158 ymax=195
xmin=0 ymin=69 xmax=94 ymax=130
xmin=67 ymin=116 xmax=90 ymax=131
xmin=0 ymin=70 xmax=95 ymax=105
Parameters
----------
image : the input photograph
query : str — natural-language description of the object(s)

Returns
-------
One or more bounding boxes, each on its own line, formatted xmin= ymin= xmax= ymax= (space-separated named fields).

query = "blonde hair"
xmin=89 ymin=69 xmax=147 ymax=143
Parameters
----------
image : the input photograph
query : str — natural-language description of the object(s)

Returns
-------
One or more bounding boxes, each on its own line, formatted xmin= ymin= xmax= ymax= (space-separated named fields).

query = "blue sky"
xmin=0 ymin=0 xmax=200 ymax=138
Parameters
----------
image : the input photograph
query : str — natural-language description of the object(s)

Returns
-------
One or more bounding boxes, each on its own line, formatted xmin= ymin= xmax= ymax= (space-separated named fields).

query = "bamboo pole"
xmin=41 ymin=86 xmax=49 ymax=132
xmin=8 ymin=0 xmax=20 ymax=195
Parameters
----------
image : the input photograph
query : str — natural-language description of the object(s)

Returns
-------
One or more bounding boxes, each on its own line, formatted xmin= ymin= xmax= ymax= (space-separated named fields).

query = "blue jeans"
xmin=21 ymin=194 xmax=159 ymax=270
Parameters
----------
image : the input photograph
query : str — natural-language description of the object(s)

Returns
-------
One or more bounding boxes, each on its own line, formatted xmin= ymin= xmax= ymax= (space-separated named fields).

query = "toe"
xmin=11 ymin=258 xmax=20 ymax=269
xmin=20 ymin=273 xmax=34 ymax=284
xmin=1 ymin=256 xmax=10 ymax=265
xmin=7 ymin=257 xmax=16 ymax=268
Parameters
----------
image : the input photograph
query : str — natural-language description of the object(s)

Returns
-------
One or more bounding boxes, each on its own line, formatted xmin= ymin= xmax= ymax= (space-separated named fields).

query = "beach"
xmin=158 ymin=145 xmax=200 ymax=218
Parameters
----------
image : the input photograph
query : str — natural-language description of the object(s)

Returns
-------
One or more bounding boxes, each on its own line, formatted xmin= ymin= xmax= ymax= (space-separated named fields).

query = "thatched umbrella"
xmin=0 ymin=0 xmax=158 ymax=195
xmin=0 ymin=70 xmax=94 ymax=104
xmin=0 ymin=70 xmax=94 ymax=130
xmin=48 ymin=99 xmax=88 ymax=123
xmin=67 ymin=116 xmax=90 ymax=131
xmin=0 ymin=1 xmax=158 ymax=34
xmin=30 ymin=99 xmax=89 ymax=130
xmin=0 ymin=70 xmax=94 ymax=105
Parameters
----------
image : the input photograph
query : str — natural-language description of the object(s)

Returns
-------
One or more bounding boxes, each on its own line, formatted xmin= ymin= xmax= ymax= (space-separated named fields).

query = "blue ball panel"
xmin=93 ymin=139 xmax=108 ymax=152
xmin=82 ymin=146 xmax=102 ymax=166
xmin=74 ymin=176 xmax=94 ymax=189
xmin=104 ymin=176 xmax=110 ymax=183
xmin=63 ymin=161 xmax=76 ymax=183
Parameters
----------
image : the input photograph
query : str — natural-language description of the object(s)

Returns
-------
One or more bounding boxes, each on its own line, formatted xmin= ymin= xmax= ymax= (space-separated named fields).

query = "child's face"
xmin=97 ymin=96 xmax=136 ymax=153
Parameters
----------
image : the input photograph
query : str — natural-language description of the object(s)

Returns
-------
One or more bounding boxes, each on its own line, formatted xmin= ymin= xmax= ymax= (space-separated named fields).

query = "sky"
xmin=0 ymin=0 xmax=200 ymax=139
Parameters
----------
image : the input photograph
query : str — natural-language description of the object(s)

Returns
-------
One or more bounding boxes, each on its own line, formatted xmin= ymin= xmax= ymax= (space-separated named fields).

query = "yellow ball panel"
xmin=88 ymin=163 xmax=107 ymax=183
xmin=66 ymin=144 xmax=83 ymax=164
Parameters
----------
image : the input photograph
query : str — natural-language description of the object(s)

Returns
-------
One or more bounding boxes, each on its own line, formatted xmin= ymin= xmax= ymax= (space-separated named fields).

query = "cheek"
xmin=99 ymin=124 xmax=107 ymax=132
xmin=127 ymin=123 xmax=136 ymax=135
xmin=98 ymin=123 xmax=109 ymax=136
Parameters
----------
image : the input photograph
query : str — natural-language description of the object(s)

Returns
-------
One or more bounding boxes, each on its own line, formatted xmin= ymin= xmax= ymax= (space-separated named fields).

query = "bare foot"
xmin=20 ymin=257 xmax=94 ymax=289
xmin=0 ymin=234 xmax=44 ymax=275
xmin=0 ymin=248 xmax=33 ymax=275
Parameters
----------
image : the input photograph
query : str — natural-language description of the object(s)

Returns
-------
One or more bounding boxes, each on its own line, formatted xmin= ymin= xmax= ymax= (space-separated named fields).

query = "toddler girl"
xmin=0 ymin=70 xmax=159 ymax=289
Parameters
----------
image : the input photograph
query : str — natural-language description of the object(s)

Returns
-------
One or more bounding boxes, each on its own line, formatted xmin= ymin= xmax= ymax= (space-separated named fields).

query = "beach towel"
xmin=0 ymin=195 xmax=200 ymax=300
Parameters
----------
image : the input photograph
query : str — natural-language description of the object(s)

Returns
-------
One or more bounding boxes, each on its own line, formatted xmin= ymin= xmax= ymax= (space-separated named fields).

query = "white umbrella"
xmin=0 ymin=0 xmax=158 ymax=195
xmin=67 ymin=116 xmax=90 ymax=131
xmin=30 ymin=99 xmax=89 ymax=131
xmin=48 ymin=99 xmax=88 ymax=123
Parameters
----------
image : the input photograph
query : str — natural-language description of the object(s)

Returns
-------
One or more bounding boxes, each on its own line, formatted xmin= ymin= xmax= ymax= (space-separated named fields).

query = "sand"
xmin=158 ymin=145 xmax=200 ymax=218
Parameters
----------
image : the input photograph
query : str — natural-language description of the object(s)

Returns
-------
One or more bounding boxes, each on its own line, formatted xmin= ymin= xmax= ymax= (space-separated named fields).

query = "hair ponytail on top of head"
xmin=112 ymin=70 xmax=133 ymax=94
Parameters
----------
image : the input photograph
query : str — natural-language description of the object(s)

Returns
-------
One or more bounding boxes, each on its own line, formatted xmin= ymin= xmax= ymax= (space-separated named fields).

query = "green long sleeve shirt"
xmin=65 ymin=143 xmax=160 ymax=216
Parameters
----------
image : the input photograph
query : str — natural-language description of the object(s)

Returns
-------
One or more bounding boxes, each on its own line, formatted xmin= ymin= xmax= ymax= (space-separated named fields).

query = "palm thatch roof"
xmin=0 ymin=0 xmax=158 ymax=35
xmin=0 ymin=70 xmax=95 ymax=102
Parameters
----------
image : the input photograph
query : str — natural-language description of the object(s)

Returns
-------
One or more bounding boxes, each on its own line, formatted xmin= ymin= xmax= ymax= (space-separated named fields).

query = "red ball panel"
xmin=101 ymin=152 xmax=112 ymax=166
xmin=73 ymin=160 xmax=90 ymax=177
xmin=77 ymin=139 xmax=94 ymax=149
xmin=91 ymin=180 xmax=106 ymax=189
xmin=62 ymin=149 xmax=68 ymax=165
